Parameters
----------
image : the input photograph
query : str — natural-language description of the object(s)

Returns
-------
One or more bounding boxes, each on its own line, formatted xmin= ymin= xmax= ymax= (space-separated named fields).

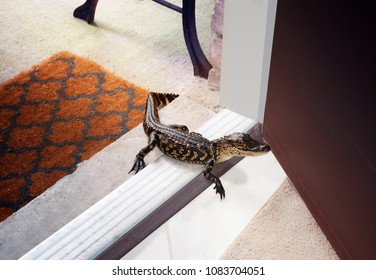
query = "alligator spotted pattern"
xmin=129 ymin=92 xmax=271 ymax=199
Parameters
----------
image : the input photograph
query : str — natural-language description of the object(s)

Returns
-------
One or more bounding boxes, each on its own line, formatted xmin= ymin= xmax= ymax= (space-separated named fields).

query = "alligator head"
xmin=214 ymin=132 xmax=271 ymax=163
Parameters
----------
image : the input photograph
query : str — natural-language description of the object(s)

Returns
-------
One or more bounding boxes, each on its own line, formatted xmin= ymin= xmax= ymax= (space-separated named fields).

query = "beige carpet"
xmin=221 ymin=179 xmax=338 ymax=259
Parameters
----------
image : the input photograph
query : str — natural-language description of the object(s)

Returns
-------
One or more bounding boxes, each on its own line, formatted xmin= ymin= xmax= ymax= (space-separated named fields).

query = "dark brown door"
xmin=264 ymin=0 xmax=376 ymax=259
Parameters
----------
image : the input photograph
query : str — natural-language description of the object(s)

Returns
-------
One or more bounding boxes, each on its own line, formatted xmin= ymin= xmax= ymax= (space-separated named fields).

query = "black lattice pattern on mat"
xmin=0 ymin=52 xmax=148 ymax=221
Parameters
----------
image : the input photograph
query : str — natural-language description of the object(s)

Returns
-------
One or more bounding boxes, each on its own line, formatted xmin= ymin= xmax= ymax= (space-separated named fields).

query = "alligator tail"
xmin=150 ymin=92 xmax=179 ymax=108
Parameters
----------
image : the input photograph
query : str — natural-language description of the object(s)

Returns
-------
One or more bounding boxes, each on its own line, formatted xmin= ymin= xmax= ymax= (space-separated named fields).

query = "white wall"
xmin=220 ymin=0 xmax=278 ymax=122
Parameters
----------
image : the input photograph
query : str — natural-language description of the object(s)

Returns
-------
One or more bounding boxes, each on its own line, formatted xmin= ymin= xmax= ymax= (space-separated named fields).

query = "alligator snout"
xmin=251 ymin=142 xmax=271 ymax=153
xmin=260 ymin=143 xmax=271 ymax=153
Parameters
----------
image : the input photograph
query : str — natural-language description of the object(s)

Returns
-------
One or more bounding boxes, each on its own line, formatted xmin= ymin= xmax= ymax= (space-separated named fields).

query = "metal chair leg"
xmin=73 ymin=0 xmax=213 ymax=78
xmin=182 ymin=0 xmax=213 ymax=78
xmin=73 ymin=0 xmax=99 ymax=24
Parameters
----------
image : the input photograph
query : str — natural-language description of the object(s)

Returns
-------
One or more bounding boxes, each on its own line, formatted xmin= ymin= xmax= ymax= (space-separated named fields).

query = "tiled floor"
xmin=122 ymin=151 xmax=286 ymax=259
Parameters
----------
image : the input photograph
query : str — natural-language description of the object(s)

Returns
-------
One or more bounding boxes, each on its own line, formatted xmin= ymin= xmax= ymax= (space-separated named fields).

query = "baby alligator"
xmin=129 ymin=92 xmax=271 ymax=199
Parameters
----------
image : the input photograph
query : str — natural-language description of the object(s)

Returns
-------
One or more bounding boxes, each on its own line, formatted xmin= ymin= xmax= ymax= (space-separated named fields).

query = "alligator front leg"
xmin=129 ymin=132 xmax=158 ymax=174
xmin=203 ymin=159 xmax=225 ymax=200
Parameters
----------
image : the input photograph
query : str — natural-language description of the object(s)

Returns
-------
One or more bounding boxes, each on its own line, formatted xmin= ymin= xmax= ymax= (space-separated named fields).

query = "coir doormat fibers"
xmin=0 ymin=51 xmax=149 ymax=222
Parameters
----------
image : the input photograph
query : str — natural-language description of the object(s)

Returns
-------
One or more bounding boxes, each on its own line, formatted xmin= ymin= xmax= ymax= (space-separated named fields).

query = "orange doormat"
xmin=0 ymin=51 xmax=149 ymax=222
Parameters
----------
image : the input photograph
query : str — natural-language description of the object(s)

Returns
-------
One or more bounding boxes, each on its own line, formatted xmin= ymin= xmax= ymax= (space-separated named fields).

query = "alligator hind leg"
xmin=129 ymin=132 xmax=158 ymax=174
xmin=203 ymin=160 xmax=225 ymax=200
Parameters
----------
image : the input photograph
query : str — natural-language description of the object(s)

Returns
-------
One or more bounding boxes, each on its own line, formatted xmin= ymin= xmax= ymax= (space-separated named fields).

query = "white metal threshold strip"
xmin=20 ymin=109 xmax=256 ymax=260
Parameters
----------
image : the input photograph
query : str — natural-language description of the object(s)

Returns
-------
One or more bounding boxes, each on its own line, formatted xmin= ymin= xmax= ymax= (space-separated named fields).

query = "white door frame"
xmin=220 ymin=0 xmax=278 ymax=122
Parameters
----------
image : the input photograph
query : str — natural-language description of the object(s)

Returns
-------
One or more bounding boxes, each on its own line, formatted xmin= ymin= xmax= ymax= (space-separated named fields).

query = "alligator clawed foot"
xmin=203 ymin=168 xmax=225 ymax=200
xmin=214 ymin=182 xmax=225 ymax=200
xmin=128 ymin=156 xmax=146 ymax=174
